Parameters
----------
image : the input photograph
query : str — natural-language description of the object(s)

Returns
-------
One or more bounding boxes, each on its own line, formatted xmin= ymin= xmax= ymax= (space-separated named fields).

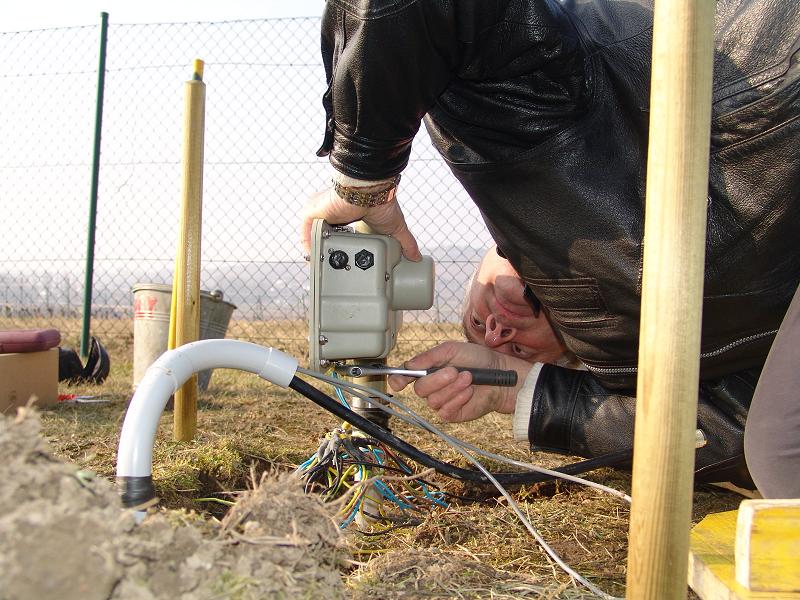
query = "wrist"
xmin=332 ymin=174 xmax=401 ymax=208
xmin=512 ymin=363 xmax=543 ymax=441
xmin=333 ymin=173 xmax=396 ymax=188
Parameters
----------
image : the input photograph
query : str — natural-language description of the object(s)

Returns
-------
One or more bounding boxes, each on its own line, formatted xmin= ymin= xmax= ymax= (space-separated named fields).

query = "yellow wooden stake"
xmin=625 ymin=1 xmax=716 ymax=598
xmin=172 ymin=59 xmax=205 ymax=441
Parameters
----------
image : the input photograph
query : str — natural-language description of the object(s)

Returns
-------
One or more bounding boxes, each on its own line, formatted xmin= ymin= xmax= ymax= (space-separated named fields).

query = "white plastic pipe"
xmin=117 ymin=339 xmax=298 ymax=480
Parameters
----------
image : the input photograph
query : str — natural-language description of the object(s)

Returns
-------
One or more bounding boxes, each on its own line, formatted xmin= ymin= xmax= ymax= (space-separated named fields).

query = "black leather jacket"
xmin=317 ymin=0 xmax=800 ymax=483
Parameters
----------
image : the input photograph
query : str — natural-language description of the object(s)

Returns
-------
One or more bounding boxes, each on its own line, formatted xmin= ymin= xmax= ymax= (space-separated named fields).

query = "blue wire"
xmin=298 ymin=431 xmax=450 ymax=525
xmin=374 ymin=479 xmax=415 ymax=510
xmin=420 ymin=483 xmax=449 ymax=507
xmin=370 ymin=447 xmax=386 ymax=466
xmin=340 ymin=496 xmax=361 ymax=528
xmin=296 ymin=455 xmax=315 ymax=472
xmin=330 ymin=372 xmax=351 ymax=409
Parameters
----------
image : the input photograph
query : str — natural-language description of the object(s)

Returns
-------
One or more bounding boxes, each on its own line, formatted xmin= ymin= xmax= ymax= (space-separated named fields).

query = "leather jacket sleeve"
xmin=317 ymin=0 xmax=572 ymax=178
xmin=526 ymin=364 xmax=758 ymax=487
xmin=316 ymin=0 xmax=457 ymax=179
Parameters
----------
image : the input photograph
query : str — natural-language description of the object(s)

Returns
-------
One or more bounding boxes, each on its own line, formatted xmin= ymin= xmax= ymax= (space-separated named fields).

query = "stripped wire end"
xmin=295 ymin=422 xmax=447 ymax=531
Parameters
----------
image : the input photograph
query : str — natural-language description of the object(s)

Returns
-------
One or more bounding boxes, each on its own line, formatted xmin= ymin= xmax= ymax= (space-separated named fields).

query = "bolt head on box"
xmin=354 ymin=249 xmax=374 ymax=270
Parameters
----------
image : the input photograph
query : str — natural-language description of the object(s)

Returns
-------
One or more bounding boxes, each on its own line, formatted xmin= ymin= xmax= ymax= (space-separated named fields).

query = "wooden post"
xmin=172 ymin=59 xmax=206 ymax=442
xmin=625 ymin=1 xmax=716 ymax=598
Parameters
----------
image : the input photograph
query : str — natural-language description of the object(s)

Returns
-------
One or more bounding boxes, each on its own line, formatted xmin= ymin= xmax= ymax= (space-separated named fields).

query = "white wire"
xmin=298 ymin=368 xmax=631 ymax=502
xmin=296 ymin=368 xmax=625 ymax=600
xmin=346 ymin=382 xmax=630 ymax=502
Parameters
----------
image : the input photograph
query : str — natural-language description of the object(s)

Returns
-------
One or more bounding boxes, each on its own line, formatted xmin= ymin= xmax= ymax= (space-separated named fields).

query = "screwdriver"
xmin=334 ymin=363 xmax=518 ymax=386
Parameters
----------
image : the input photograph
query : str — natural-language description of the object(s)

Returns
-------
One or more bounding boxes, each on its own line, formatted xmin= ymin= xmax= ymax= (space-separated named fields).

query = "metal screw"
xmin=385 ymin=272 xmax=390 ymax=281
xmin=318 ymin=334 xmax=328 ymax=345
xmin=322 ymin=230 xmax=331 ymax=239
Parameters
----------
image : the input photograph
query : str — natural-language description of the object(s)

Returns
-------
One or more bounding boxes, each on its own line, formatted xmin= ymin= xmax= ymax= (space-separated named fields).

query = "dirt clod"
xmin=0 ymin=408 xmax=346 ymax=600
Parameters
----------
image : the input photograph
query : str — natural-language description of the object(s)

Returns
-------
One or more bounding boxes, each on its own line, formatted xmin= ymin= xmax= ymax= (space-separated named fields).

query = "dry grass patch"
xmin=31 ymin=325 xmax=745 ymax=598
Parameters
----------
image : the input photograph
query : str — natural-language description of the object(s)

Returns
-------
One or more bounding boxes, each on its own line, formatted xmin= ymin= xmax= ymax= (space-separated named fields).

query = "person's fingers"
xmin=364 ymin=200 xmax=422 ymax=261
xmin=413 ymin=366 xmax=463 ymax=399
xmin=438 ymin=388 xmax=476 ymax=422
xmin=301 ymin=183 xmax=423 ymax=262
xmin=299 ymin=189 xmax=326 ymax=255
xmin=300 ymin=211 xmax=315 ymax=255
xmin=389 ymin=222 xmax=422 ymax=262
xmin=387 ymin=374 xmax=414 ymax=391
xmin=426 ymin=386 xmax=475 ymax=416
xmin=388 ymin=344 xmax=462 ymax=393
xmin=299 ymin=187 xmax=367 ymax=254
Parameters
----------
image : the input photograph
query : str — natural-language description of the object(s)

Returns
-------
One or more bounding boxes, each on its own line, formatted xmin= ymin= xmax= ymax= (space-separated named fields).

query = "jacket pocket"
xmin=523 ymin=277 xmax=617 ymax=330
xmin=712 ymin=50 xmax=800 ymax=153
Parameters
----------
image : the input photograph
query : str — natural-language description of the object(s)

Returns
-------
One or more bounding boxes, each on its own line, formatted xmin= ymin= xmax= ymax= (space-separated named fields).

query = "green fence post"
xmin=80 ymin=12 xmax=109 ymax=357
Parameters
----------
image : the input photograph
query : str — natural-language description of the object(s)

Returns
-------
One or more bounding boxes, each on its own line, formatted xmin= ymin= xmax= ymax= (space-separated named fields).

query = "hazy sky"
xmin=0 ymin=1 xmax=325 ymax=31
xmin=1 ymin=0 xmax=492 ymax=320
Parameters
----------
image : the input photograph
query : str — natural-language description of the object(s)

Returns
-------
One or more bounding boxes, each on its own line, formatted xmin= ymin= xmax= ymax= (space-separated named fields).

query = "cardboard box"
xmin=0 ymin=348 xmax=59 ymax=414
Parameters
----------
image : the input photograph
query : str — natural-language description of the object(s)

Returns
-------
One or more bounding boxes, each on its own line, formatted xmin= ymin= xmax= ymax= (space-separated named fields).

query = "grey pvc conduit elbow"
xmin=116 ymin=339 xmax=298 ymax=518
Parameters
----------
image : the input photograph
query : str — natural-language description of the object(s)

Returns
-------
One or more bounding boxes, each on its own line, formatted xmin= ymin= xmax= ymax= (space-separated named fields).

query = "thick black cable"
xmin=289 ymin=376 xmax=632 ymax=486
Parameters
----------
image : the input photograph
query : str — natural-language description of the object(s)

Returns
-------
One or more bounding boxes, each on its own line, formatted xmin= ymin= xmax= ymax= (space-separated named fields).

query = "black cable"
xmin=289 ymin=376 xmax=632 ymax=486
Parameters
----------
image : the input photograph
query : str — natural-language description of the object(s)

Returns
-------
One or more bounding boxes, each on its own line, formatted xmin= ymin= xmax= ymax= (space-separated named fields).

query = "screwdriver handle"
xmin=428 ymin=366 xmax=518 ymax=387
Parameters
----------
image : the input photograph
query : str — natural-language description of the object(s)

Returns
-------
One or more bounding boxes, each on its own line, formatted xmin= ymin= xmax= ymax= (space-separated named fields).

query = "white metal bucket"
xmin=132 ymin=283 xmax=237 ymax=390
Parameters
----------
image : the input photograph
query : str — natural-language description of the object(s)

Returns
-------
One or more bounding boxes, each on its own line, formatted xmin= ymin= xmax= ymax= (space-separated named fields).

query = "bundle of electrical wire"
xmin=295 ymin=422 xmax=447 ymax=531
xmin=293 ymin=367 xmax=628 ymax=600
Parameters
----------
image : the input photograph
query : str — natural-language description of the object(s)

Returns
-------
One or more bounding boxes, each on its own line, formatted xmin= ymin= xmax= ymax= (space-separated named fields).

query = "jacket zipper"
xmin=582 ymin=329 xmax=779 ymax=376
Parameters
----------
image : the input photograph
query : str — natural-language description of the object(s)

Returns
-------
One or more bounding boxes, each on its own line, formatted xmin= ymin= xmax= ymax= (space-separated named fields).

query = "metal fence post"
xmin=80 ymin=11 xmax=109 ymax=357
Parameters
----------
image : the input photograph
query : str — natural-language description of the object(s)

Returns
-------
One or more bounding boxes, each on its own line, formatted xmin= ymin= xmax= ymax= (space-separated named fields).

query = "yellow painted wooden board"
xmin=689 ymin=509 xmax=800 ymax=600
xmin=736 ymin=500 xmax=800 ymax=592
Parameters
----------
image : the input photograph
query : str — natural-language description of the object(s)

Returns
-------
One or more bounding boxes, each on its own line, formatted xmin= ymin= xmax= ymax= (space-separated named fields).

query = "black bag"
xmin=58 ymin=337 xmax=110 ymax=384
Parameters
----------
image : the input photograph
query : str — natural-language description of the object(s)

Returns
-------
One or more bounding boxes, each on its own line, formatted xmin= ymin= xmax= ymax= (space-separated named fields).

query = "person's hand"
xmin=300 ymin=187 xmax=422 ymax=261
xmin=388 ymin=341 xmax=533 ymax=423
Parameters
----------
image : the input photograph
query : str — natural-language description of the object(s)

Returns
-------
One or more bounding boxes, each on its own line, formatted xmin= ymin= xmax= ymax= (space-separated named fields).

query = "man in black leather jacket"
xmin=300 ymin=0 xmax=800 ymax=495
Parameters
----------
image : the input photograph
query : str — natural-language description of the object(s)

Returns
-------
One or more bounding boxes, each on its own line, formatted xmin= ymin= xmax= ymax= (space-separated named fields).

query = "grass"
xmin=33 ymin=321 xmax=743 ymax=598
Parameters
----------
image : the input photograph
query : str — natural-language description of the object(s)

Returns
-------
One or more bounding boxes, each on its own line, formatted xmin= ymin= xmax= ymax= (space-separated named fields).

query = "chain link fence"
xmin=0 ymin=17 xmax=493 ymax=359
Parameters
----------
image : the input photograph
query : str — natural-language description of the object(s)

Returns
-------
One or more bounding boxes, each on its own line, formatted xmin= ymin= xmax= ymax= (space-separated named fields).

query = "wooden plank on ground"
xmin=736 ymin=499 xmax=800 ymax=592
xmin=689 ymin=508 xmax=800 ymax=600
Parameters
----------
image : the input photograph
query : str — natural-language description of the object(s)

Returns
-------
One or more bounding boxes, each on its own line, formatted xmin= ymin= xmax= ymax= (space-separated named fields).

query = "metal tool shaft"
xmin=336 ymin=364 xmax=517 ymax=386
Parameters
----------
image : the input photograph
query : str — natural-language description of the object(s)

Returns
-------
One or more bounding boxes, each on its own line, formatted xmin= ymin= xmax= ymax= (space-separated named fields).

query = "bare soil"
xmin=0 ymin=408 xmax=345 ymax=600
